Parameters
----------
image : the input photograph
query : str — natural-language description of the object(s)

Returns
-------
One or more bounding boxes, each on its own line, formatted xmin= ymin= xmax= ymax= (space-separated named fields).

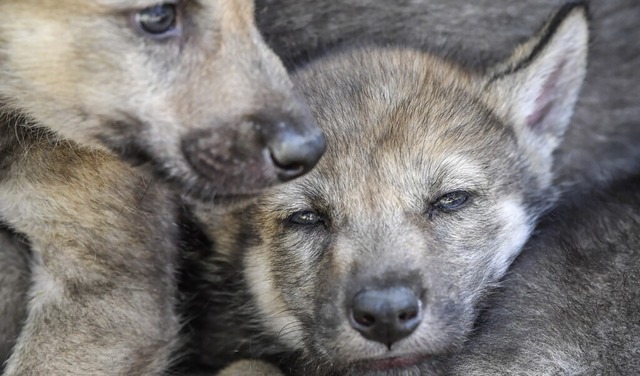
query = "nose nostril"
xmin=269 ymin=151 xmax=305 ymax=176
xmin=350 ymin=287 xmax=423 ymax=346
xmin=354 ymin=313 xmax=376 ymax=328
xmin=398 ymin=309 xmax=418 ymax=322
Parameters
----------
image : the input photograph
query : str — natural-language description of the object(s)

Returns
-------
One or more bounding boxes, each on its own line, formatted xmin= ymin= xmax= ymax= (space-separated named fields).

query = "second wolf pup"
xmin=183 ymin=3 xmax=589 ymax=375
xmin=0 ymin=0 xmax=324 ymax=374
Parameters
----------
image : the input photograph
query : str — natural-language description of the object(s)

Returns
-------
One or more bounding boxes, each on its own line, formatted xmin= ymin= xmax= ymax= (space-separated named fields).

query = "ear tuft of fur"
xmin=485 ymin=2 xmax=589 ymax=187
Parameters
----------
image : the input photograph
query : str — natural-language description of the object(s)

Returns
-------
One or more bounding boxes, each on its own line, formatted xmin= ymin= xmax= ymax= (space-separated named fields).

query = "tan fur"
xmin=0 ymin=0 xmax=324 ymax=198
xmin=0 ymin=133 xmax=181 ymax=375
xmin=217 ymin=360 xmax=283 ymax=376
xmin=0 ymin=0 xmax=323 ymax=374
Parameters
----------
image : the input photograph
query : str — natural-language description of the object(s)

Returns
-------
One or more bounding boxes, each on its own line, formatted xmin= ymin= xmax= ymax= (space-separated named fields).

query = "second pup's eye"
xmin=287 ymin=210 xmax=324 ymax=226
xmin=134 ymin=3 xmax=178 ymax=37
xmin=433 ymin=191 xmax=471 ymax=212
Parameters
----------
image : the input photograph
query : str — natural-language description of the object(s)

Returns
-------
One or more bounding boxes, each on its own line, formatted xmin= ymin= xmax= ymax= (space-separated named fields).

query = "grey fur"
xmin=255 ymin=0 xmax=640 ymax=192
xmin=0 ymin=227 xmax=29 ymax=372
xmin=446 ymin=175 xmax=640 ymax=375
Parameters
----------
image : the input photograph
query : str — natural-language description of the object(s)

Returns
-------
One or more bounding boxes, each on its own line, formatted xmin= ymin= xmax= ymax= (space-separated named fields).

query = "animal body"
xmin=181 ymin=4 xmax=590 ymax=375
xmin=447 ymin=175 xmax=640 ymax=375
xmin=0 ymin=0 xmax=324 ymax=374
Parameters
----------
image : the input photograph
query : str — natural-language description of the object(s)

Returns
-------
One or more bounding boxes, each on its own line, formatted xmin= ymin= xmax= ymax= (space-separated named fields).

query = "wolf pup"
xmin=183 ymin=3 xmax=589 ymax=375
xmin=0 ymin=0 xmax=324 ymax=375
xmin=448 ymin=175 xmax=640 ymax=375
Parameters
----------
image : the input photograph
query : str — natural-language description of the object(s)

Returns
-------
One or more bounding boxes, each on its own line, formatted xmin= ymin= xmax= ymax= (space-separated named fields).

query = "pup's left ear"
xmin=484 ymin=2 xmax=589 ymax=184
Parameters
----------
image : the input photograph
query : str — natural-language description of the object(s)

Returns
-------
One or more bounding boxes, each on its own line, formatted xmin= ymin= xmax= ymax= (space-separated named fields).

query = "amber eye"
xmin=134 ymin=3 xmax=178 ymax=37
xmin=433 ymin=191 xmax=471 ymax=212
xmin=287 ymin=210 xmax=324 ymax=226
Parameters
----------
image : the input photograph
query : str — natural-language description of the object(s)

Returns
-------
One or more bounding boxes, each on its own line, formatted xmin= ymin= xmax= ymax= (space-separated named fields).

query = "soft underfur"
xmin=179 ymin=4 xmax=593 ymax=376
xmin=0 ymin=0 xmax=323 ymax=374
xmin=446 ymin=175 xmax=640 ymax=375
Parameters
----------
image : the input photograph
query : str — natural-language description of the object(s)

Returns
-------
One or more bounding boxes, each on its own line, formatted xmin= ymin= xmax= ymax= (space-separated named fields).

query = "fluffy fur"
xmin=0 ymin=0 xmax=324 ymax=374
xmin=447 ymin=175 xmax=640 ymax=375
xmin=255 ymin=0 xmax=640 ymax=192
xmin=180 ymin=4 xmax=589 ymax=375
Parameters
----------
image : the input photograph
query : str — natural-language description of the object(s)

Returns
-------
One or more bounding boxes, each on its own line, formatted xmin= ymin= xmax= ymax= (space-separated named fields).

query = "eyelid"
xmin=428 ymin=190 xmax=473 ymax=216
xmin=285 ymin=209 xmax=329 ymax=227
xmin=440 ymin=190 xmax=468 ymax=201
xmin=287 ymin=210 xmax=318 ymax=224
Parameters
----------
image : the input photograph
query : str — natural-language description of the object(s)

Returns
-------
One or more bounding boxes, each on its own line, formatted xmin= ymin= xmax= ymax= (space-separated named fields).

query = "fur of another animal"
xmin=0 ymin=0 xmax=324 ymax=374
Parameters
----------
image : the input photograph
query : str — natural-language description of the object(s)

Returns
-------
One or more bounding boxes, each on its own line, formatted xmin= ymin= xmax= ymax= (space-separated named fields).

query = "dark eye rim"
xmin=285 ymin=210 xmax=328 ymax=228
xmin=429 ymin=190 xmax=472 ymax=216
xmin=131 ymin=2 xmax=181 ymax=39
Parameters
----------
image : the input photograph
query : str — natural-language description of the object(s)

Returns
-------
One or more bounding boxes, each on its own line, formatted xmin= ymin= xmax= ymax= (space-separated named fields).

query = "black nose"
xmin=350 ymin=287 xmax=423 ymax=347
xmin=266 ymin=120 xmax=326 ymax=182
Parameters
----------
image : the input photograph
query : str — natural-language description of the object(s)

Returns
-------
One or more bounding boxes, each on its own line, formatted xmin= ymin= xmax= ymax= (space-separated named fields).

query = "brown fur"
xmin=0 ymin=0 xmax=324 ymax=199
xmin=0 ymin=0 xmax=324 ymax=374
xmin=0 ymin=122 xmax=181 ymax=375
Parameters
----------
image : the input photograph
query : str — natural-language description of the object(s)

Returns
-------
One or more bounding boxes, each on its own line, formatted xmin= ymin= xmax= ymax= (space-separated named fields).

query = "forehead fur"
xmin=286 ymin=47 xmax=520 ymax=211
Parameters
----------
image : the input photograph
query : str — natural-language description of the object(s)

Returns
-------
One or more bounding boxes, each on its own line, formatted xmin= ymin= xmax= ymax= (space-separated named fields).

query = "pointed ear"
xmin=484 ymin=2 xmax=588 ymax=184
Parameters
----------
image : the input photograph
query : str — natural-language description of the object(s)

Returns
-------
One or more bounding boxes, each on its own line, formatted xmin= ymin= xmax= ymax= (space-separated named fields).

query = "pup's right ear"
xmin=483 ymin=2 xmax=589 ymax=187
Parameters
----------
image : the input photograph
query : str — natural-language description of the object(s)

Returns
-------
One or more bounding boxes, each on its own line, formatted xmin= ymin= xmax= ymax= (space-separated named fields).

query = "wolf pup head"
xmin=207 ymin=3 xmax=588 ymax=375
xmin=0 ymin=0 xmax=325 ymax=199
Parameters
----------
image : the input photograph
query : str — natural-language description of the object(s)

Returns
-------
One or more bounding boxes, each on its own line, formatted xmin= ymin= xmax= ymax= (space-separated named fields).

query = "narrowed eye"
xmin=287 ymin=210 xmax=325 ymax=227
xmin=134 ymin=3 xmax=178 ymax=37
xmin=432 ymin=191 xmax=471 ymax=213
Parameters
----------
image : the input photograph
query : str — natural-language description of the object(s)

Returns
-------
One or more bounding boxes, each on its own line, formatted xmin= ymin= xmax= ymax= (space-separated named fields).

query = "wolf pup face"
xmin=206 ymin=4 xmax=589 ymax=375
xmin=0 ymin=0 xmax=325 ymax=199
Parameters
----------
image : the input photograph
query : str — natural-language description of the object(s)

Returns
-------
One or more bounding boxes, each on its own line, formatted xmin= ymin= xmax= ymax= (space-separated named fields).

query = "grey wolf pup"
xmin=182 ymin=3 xmax=589 ymax=375
xmin=448 ymin=174 xmax=640 ymax=375
xmin=0 ymin=0 xmax=324 ymax=374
